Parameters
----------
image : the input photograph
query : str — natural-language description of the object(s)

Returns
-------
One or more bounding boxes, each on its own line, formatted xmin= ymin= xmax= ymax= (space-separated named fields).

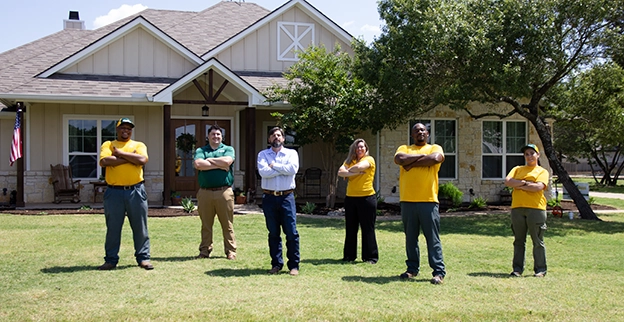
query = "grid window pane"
xmin=69 ymin=155 xmax=97 ymax=178
xmin=439 ymin=155 xmax=456 ymax=178
xmin=482 ymin=121 xmax=502 ymax=154
xmin=506 ymin=156 xmax=525 ymax=174
xmin=434 ymin=120 xmax=456 ymax=153
xmin=506 ymin=122 xmax=526 ymax=153
xmin=483 ymin=156 xmax=503 ymax=178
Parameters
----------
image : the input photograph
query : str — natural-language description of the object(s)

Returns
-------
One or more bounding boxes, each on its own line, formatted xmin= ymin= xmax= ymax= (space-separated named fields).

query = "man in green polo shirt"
xmin=193 ymin=124 xmax=237 ymax=260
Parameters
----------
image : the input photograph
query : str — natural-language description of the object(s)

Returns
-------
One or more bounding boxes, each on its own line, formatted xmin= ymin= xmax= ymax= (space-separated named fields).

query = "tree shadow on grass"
xmin=41 ymin=264 xmax=135 ymax=273
xmin=467 ymin=272 xmax=514 ymax=279
xmin=150 ymin=256 xmax=196 ymax=262
xmin=341 ymin=275 xmax=430 ymax=284
xmin=205 ymin=268 xmax=273 ymax=277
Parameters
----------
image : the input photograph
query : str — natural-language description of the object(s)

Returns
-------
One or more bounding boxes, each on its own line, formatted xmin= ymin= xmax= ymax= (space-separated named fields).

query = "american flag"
xmin=10 ymin=110 xmax=22 ymax=166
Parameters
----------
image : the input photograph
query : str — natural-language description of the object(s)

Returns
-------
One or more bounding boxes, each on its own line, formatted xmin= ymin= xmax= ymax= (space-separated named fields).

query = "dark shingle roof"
xmin=0 ymin=1 xmax=272 ymax=105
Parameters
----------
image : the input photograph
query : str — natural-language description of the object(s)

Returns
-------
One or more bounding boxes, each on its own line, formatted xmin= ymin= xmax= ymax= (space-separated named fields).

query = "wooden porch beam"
xmin=172 ymin=99 xmax=248 ymax=105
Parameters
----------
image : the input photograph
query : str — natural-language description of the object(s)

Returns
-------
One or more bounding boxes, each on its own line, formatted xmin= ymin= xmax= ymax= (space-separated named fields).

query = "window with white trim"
xmin=66 ymin=117 xmax=119 ymax=179
xmin=277 ymin=22 xmax=315 ymax=61
xmin=482 ymin=120 xmax=527 ymax=178
xmin=409 ymin=119 xmax=457 ymax=179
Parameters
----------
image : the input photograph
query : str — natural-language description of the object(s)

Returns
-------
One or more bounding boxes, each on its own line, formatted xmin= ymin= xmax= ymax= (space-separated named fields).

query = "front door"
xmin=172 ymin=119 xmax=231 ymax=198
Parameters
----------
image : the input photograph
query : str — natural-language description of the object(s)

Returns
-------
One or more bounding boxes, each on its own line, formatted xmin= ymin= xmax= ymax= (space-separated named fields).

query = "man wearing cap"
xmin=505 ymin=143 xmax=549 ymax=277
xmin=193 ymin=124 xmax=237 ymax=260
xmin=97 ymin=118 xmax=153 ymax=270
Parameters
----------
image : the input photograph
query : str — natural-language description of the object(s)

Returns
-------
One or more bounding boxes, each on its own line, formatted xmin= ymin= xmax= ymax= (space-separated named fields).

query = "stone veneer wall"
xmin=16 ymin=170 xmax=164 ymax=205
xmin=372 ymin=105 xmax=553 ymax=204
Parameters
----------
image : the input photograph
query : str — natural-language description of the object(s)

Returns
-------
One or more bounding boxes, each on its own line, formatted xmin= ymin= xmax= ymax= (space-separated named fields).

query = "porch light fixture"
xmin=201 ymin=72 xmax=209 ymax=117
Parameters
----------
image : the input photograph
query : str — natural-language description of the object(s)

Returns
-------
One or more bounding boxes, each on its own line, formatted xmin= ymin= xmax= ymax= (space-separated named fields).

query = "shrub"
xmin=301 ymin=202 xmax=317 ymax=214
xmin=469 ymin=197 xmax=488 ymax=209
xmin=439 ymin=182 xmax=463 ymax=207
xmin=547 ymin=197 xmax=561 ymax=207
xmin=181 ymin=197 xmax=196 ymax=213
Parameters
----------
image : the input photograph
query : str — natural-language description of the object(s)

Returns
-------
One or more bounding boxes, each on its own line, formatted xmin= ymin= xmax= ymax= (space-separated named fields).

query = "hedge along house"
xmin=0 ymin=0 xmax=354 ymax=206
xmin=0 ymin=0 xmax=551 ymax=208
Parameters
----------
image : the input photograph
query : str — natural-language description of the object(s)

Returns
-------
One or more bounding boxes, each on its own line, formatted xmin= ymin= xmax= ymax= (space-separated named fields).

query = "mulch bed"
xmin=1 ymin=200 xmax=615 ymax=217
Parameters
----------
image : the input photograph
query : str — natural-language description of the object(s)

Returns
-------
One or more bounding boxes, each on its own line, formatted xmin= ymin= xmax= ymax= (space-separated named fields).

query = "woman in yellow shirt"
xmin=505 ymin=144 xmax=549 ymax=278
xmin=337 ymin=139 xmax=378 ymax=264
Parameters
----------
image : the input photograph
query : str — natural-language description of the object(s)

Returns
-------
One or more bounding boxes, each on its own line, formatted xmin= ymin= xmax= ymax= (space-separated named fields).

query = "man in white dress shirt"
xmin=257 ymin=127 xmax=300 ymax=276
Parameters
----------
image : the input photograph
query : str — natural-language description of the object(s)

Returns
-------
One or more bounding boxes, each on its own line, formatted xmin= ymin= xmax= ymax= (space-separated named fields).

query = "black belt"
xmin=108 ymin=181 xmax=144 ymax=190
xmin=200 ymin=186 xmax=231 ymax=191
xmin=263 ymin=189 xmax=294 ymax=196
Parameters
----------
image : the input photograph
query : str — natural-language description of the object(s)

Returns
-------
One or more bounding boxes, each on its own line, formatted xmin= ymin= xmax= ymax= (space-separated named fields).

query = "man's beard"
xmin=271 ymin=140 xmax=283 ymax=148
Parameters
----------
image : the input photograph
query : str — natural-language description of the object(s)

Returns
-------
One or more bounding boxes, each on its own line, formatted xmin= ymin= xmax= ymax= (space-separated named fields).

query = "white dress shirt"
xmin=257 ymin=146 xmax=299 ymax=191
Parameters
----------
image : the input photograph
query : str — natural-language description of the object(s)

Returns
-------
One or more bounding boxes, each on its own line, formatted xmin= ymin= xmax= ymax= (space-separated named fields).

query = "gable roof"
xmin=0 ymin=0 xmax=350 ymax=107
xmin=202 ymin=0 xmax=352 ymax=60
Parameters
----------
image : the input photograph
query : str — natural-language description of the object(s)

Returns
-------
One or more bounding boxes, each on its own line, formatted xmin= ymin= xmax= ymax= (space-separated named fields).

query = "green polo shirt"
xmin=194 ymin=143 xmax=235 ymax=188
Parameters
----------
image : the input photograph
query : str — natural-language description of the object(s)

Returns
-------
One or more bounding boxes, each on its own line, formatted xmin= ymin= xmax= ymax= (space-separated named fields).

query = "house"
xmin=0 ymin=0 xmax=550 ymax=207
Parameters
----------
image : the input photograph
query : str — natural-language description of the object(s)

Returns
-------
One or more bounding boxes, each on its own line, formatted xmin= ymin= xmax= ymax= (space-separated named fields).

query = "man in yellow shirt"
xmin=394 ymin=123 xmax=446 ymax=284
xmin=97 ymin=118 xmax=152 ymax=271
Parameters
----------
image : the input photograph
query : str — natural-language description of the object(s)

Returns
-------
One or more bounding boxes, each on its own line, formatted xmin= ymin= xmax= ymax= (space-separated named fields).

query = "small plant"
xmin=376 ymin=191 xmax=385 ymax=204
xmin=502 ymin=186 xmax=514 ymax=193
xmin=80 ymin=205 xmax=92 ymax=210
xmin=469 ymin=196 xmax=488 ymax=209
xmin=439 ymin=182 xmax=463 ymax=207
xmin=376 ymin=209 xmax=383 ymax=216
xmin=181 ymin=197 xmax=196 ymax=213
xmin=588 ymin=196 xmax=596 ymax=205
xmin=547 ymin=197 xmax=561 ymax=207
xmin=171 ymin=191 xmax=181 ymax=198
xmin=301 ymin=202 xmax=317 ymax=214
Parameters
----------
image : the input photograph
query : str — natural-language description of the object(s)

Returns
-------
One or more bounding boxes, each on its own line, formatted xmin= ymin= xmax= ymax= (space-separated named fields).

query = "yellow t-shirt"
xmin=395 ymin=144 xmax=443 ymax=202
xmin=99 ymin=140 xmax=148 ymax=186
xmin=507 ymin=165 xmax=549 ymax=210
xmin=344 ymin=156 xmax=376 ymax=197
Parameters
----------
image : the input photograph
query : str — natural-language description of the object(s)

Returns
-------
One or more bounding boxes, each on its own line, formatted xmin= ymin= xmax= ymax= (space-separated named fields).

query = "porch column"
xmin=245 ymin=107 xmax=256 ymax=199
xmin=163 ymin=104 xmax=172 ymax=206
xmin=16 ymin=102 xmax=25 ymax=207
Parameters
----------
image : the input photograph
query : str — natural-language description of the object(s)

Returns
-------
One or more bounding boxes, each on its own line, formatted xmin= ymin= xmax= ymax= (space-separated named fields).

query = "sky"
xmin=0 ymin=0 xmax=384 ymax=54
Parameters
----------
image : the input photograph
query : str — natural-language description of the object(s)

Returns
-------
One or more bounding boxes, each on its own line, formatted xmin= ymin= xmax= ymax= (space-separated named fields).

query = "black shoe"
xmin=364 ymin=260 xmax=377 ymax=264
xmin=341 ymin=257 xmax=355 ymax=262
xmin=534 ymin=271 xmax=546 ymax=277
xmin=510 ymin=271 xmax=522 ymax=277
xmin=268 ymin=266 xmax=282 ymax=274
xmin=97 ymin=262 xmax=116 ymax=270
xmin=400 ymin=271 xmax=416 ymax=279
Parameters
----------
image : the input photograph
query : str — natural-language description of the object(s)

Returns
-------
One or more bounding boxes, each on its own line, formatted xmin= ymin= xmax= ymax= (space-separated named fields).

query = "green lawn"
xmin=1 ymin=211 xmax=623 ymax=321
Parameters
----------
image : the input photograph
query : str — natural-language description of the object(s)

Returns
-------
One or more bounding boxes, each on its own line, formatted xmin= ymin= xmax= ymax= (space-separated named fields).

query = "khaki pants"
xmin=197 ymin=188 xmax=236 ymax=257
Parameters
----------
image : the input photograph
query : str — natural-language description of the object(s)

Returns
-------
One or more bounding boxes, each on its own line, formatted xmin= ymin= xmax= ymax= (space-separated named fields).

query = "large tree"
xmin=553 ymin=63 xmax=624 ymax=185
xmin=355 ymin=0 xmax=624 ymax=220
xmin=265 ymin=45 xmax=374 ymax=208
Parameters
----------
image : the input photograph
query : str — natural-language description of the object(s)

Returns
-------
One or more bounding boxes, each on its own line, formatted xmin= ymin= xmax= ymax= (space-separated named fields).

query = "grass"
xmin=559 ymin=176 xmax=624 ymax=194
xmin=1 ymin=211 xmax=624 ymax=321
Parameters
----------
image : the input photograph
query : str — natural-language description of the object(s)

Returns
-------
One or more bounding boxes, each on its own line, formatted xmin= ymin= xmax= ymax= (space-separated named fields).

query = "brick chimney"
xmin=64 ymin=11 xmax=85 ymax=30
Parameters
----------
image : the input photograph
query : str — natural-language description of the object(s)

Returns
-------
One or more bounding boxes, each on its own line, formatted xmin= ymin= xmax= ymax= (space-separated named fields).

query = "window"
xmin=409 ymin=119 xmax=457 ymax=179
xmin=277 ymin=22 xmax=315 ymax=61
xmin=482 ymin=120 xmax=527 ymax=178
xmin=66 ymin=117 xmax=119 ymax=179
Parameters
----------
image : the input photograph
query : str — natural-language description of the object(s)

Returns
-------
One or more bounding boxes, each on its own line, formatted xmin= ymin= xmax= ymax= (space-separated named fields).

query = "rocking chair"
xmin=50 ymin=164 xmax=81 ymax=203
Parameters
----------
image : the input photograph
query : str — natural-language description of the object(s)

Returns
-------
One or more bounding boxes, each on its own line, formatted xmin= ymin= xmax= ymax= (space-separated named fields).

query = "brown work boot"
xmin=97 ymin=262 xmax=116 ymax=270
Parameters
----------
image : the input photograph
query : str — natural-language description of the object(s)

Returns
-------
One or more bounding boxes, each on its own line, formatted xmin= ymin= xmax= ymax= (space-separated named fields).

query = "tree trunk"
xmin=533 ymin=119 xmax=600 ymax=220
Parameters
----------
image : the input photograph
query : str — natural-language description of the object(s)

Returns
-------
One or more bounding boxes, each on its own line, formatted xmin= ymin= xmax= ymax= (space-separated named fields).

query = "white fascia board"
xmin=0 ymin=93 xmax=159 ymax=106
xmin=201 ymin=0 xmax=352 ymax=60
xmin=38 ymin=16 xmax=203 ymax=78
xmin=153 ymin=58 xmax=266 ymax=106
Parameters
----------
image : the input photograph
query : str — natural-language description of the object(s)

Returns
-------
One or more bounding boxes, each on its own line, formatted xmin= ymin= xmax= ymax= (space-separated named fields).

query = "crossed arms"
xmin=394 ymin=152 xmax=444 ymax=171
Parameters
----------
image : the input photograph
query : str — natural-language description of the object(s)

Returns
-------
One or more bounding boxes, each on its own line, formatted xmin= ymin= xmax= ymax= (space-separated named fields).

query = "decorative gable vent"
xmin=277 ymin=22 xmax=315 ymax=61
xmin=64 ymin=11 xmax=86 ymax=30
